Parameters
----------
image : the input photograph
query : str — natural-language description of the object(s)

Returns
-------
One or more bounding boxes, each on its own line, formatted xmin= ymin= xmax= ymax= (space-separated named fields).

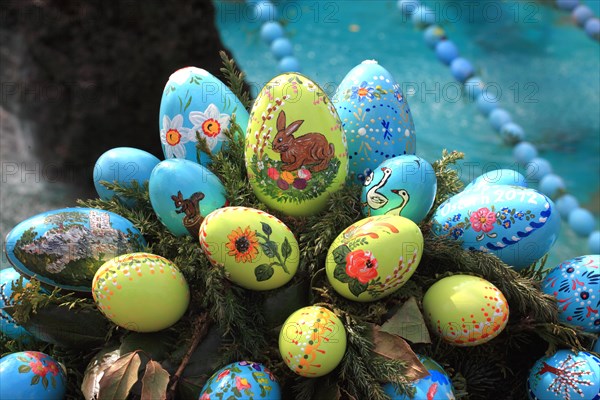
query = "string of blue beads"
xmin=397 ymin=0 xmax=599 ymax=253
xmin=556 ymin=0 xmax=600 ymax=41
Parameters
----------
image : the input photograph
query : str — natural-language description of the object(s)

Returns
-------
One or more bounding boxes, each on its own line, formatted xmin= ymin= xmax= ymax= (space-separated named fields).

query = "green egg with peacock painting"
xmin=245 ymin=73 xmax=348 ymax=217
xmin=325 ymin=215 xmax=423 ymax=302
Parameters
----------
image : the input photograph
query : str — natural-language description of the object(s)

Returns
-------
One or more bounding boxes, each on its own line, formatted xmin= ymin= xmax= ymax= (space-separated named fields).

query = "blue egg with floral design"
xmin=199 ymin=361 xmax=281 ymax=400
xmin=361 ymin=155 xmax=437 ymax=224
xmin=465 ymin=169 xmax=527 ymax=191
xmin=0 ymin=267 xmax=33 ymax=342
xmin=333 ymin=60 xmax=416 ymax=182
xmin=149 ymin=159 xmax=228 ymax=238
xmin=527 ymin=350 xmax=600 ymax=400
xmin=0 ymin=351 xmax=66 ymax=400
xmin=159 ymin=67 xmax=249 ymax=166
xmin=542 ymin=255 xmax=600 ymax=333
xmin=383 ymin=354 xmax=455 ymax=400
xmin=431 ymin=185 xmax=561 ymax=270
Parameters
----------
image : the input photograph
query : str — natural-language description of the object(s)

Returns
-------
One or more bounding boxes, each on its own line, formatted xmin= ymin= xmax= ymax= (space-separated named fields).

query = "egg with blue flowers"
xmin=159 ymin=67 xmax=249 ymax=166
xmin=431 ymin=185 xmax=560 ymax=270
xmin=0 ymin=267 xmax=33 ymax=342
xmin=149 ymin=158 xmax=228 ymax=238
xmin=333 ymin=60 xmax=416 ymax=182
xmin=541 ymin=255 xmax=599 ymax=333
xmin=361 ymin=155 xmax=437 ymax=223
xmin=383 ymin=354 xmax=455 ymax=399
xmin=93 ymin=147 xmax=160 ymax=207
xmin=527 ymin=350 xmax=600 ymax=400
xmin=0 ymin=351 xmax=66 ymax=400
xmin=199 ymin=361 xmax=281 ymax=399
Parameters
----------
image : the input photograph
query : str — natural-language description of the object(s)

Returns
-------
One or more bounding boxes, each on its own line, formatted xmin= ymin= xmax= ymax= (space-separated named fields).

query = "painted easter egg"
xmin=0 ymin=267 xmax=33 ymax=341
xmin=279 ymin=306 xmax=346 ymax=377
xmin=431 ymin=185 xmax=560 ymax=270
xmin=5 ymin=208 xmax=146 ymax=292
xmin=92 ymin=252 xmax=189 ymax=332
xmin=199 ymin=207 xmax=299 ymax=291
xmin=541 ymin=255 xmax=599 ymax=333
xmin=199 ymin=361 xmax=281 ymax=400
xmin=159 ymin=66 xmax=249 ymax=166
xmin=383 ymin=354 xmax=455 ymax=400
xmin=325 ymin=215 xmax=423 ymax=302
xmin=149 ymin=158 xmax=228 ymax=238
xmin=245 ymin=73 xmax=348 ymax=217
xmin=0 ymin=351 xmax=66 ymax=400
xmin=333 ymin=60 xmax=416 ymax=182
xmin=361 ymin=155 xmax=437 ymax=223
xmin=527 ymin=350 xmax=600 ymax=400
xmin=464 ymin=169 xmax=527 ymax=191
xmin=423 ymin=275 xmax=509 ymax=346
xmin=93 ymin=147 xmax=160 ymax=207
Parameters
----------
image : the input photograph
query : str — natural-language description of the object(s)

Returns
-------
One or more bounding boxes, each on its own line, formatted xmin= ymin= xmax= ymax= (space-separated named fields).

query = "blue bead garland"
xmin=401 ymin=0 xmax=598 ymax=251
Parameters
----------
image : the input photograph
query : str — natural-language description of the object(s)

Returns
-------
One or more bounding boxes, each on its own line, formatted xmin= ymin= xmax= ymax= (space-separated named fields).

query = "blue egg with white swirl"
xmin=159 ymin=67 xmax=249 ymax=166
xmin=431 ymin=185 xmax=560 ymax=270
xmin=361 ymin=155 xmax=437 ymax=224
xmin=383 ymin=354 xmax=455 ymax=399
xmin=542 ymin=255 xmax=599 ymax=333
xmin=0 ymin=267 xmax=33 ymax=342
xmin=333 ymin=60 xmax=416 ymax=182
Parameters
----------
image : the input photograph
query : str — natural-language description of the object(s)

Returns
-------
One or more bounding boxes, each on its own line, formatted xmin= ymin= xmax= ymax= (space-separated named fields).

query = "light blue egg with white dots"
xmin=542 ymin=255 xmax=600 ymax=333
xmin=333 ymin=60 xmax=416 ymax=182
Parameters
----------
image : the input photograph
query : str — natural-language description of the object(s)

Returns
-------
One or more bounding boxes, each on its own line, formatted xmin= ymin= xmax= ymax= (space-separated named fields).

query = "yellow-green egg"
xmin=245 ymin=73 xmax=348 ymax=217
xmin=325 ymin=215 xmax=423 ymax=302
xmin=279 ymin=306 xmax=346 ymax=377
xmin=199 ymin=207 xmax=299 ymax=291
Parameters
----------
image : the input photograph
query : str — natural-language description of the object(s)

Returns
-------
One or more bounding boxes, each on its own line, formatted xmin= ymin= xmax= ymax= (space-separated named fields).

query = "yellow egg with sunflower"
xmin=199 ymin=207 xmax=299 ymax=290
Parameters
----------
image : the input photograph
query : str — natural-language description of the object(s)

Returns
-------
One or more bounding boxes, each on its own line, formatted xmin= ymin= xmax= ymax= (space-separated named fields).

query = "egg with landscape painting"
xmin=361 ymin=155 xmax=437 ymax=223
xmin=4 ymin=208 xmax=146 ymax=293
xmin=159 ymin=66 xmax=249 ymax=166
xmin=431 ymin=185 xmax=560 ymax=270
xmin=333 ymin=60 xmax=416 ymax=182
xmin=245 ymin=73 xmax=348 ymax=217
xmin=199 ymin=207 xmax=299 ymax=291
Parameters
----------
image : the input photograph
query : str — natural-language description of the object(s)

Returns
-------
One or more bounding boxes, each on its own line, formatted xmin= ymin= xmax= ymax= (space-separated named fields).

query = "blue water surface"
xmin=215 ymin=0 xmax=599 ymax=268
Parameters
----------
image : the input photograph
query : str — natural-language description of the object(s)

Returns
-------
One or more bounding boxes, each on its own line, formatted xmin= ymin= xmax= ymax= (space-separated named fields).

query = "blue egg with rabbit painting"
xmin=361 ymin=155 xmax=437 ymax=224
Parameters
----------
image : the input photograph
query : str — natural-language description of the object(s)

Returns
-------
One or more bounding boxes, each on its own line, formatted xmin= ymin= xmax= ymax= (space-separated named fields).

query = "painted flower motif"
xmin=200 ymin=393 xmax=211 ymax=400
xmin=394 ymin=90 xmax=404 ymax=102
xmin=501 ymin=207 xmax=511 ymax=214
xmin=442 ymin=221 xmax=453 ymax=231
xmin=235 ymin=376 xmax=252 ymax=391
xmin=351 ymin=81 xmax=375 ymax=100
xmin=239 ymin=361 xmax=262 ymax=371
xmin=216 ymin=369 xmax=230 ymax=381
xmin=298 ymin=168 xmax=312 ymax=181
xmin=346 ymin=249 xmax=379 ymax=284
xmin=502 ymin=220 xmax=512 ymax=229
xmin=515 ymin=211 xmax=525 ymax=220
xmin=29 ymin=360 xmax=48 ymax=377
xmin=469 ymin=207 xmax=496 ymax=233
xmin=160 ymin=114 xmax=192 ymax=159
xmin=451 ymin=228 xmax=464 ymax=239
xmin=257 ymin=161 xmax=264 ymax=171
xmin=281 ymin=171 xmax=295 ymax=184
xmin=189 ymin=104 xmax=231 ymax=151
xmin=46 ymin=362 xmax=60 ymax=377
xmin=428 ymin=370 xmax=451 ymax=385
xmin=226 ymin=226 xmax=259 ymax=263
xmin=267 ymin=167 xmax=280 ymax=180
xmin=452 ymin=213 xmax=462 ymax=222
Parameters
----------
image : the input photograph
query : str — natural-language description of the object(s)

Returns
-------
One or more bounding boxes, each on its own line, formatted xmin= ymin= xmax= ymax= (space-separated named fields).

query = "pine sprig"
xmin=219 ymin=50 xmax=252 ymax=110
xmin=427 ymin=149 xmax=465 ymax=221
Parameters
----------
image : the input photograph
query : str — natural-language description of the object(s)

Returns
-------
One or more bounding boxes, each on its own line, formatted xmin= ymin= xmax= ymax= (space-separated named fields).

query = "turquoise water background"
xmin=215 ymin=0 xmax=600 ymax=268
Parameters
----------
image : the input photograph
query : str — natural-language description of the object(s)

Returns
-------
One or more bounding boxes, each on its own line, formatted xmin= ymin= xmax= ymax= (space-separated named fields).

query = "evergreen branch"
xmin=219 ymin=50 xmax=252 ymax=110
xmin=426 ymin=149 xmax=464 ymax=222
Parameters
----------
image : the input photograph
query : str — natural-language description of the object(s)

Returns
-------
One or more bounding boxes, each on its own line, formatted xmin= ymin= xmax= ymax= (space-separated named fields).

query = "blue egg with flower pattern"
xmin=159 ymin=67 xmax=249 ymax=166
xmin=542 ymin=255 xmax=599 ymax=333
xmin=0 ymin=267 xmax=33 ymax=342
xmin=199 ymin=361 xmax=281 ymax=400
xmin=361 ymin=155 xmax=437 ymax=224
xmin=527 ymin=350 xmax=600 ymax=400
xmin=383 ymin=354 xmax=455 ymax=399
xmin=333 ymin=60 xmax=416 ymax=182
xmin=431 ymin=185 xmax=560 ymax=270
xmin=0 ymin=351 xmax=66 ymax=400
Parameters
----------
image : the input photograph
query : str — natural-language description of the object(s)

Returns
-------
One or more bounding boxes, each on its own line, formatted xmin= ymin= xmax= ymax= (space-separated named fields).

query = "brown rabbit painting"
xmin=272 ymin=110 xmax=335 ymax=173
xmin=245 ymin=73 xmax=348 ymax=216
